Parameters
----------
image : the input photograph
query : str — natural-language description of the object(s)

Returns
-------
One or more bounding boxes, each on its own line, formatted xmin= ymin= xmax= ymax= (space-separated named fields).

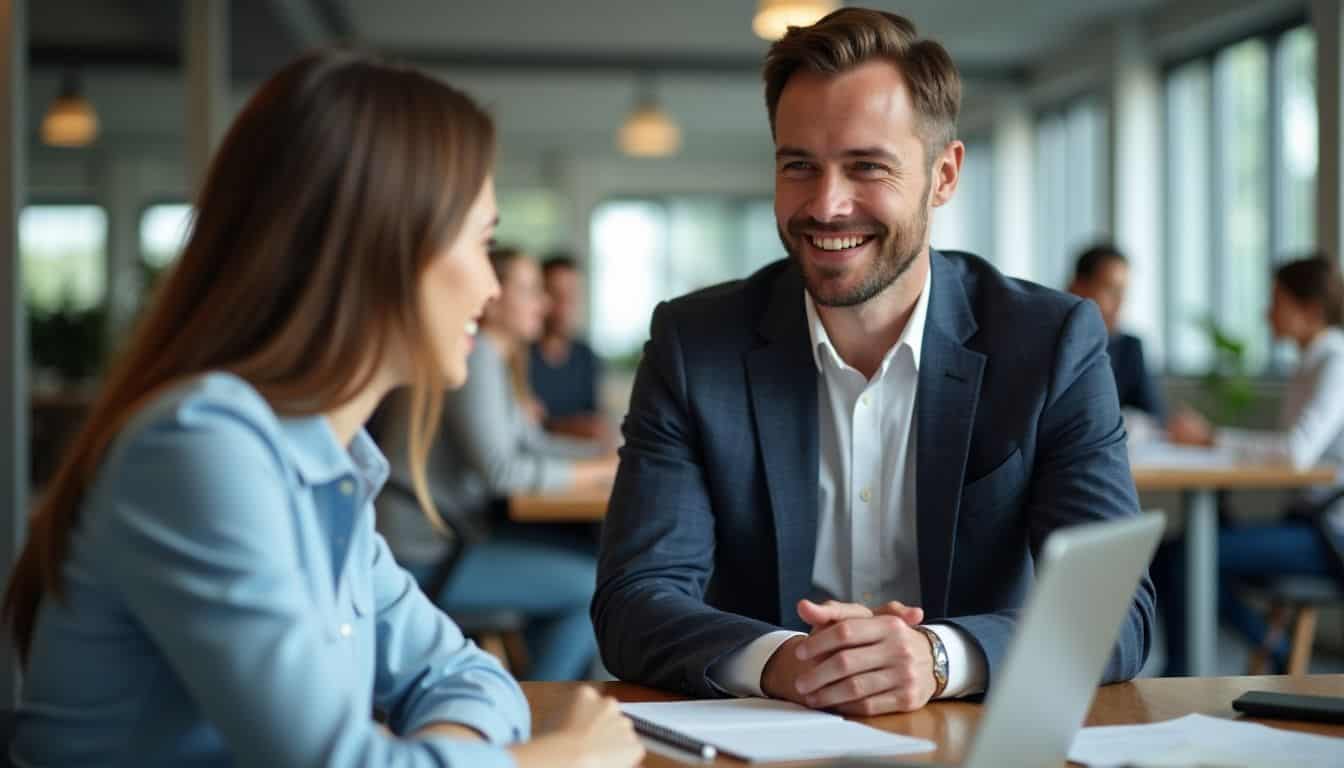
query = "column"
xmin=184 ymin=0 xmax=229 ymax=195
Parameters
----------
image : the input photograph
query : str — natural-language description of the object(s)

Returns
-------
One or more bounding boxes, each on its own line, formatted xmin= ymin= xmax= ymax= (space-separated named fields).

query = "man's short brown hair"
xmin=763 ymin=7 xmax=961 ymax=156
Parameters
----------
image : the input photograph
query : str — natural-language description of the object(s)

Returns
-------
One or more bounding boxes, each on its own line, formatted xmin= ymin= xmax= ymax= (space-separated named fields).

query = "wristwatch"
xmin=915 ymin=625 xmax=949 ymax=699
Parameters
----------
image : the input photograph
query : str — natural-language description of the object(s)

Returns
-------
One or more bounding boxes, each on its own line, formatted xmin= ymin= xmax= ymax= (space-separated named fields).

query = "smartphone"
xmin=1232 ymin=690 xmax=1344 ymax=724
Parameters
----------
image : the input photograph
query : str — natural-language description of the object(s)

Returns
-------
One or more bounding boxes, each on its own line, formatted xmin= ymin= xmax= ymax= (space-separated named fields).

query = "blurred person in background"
xmin=379 ymin=246 xmax=617 ymax=682
xmin=1157 ymin=254 xmax=1344 ymax=675
xmin=529 ymin=254 xmax=611 ymax=442
xmin=1068 ymin=244 xmax=1167 ymax=426
xmin=2 ymin=50 xmax=640 ymax=768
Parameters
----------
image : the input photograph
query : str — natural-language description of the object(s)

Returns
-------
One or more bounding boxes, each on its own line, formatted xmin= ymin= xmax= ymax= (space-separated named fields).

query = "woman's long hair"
xmin=3 ymin=50 xmax=495 ymax=661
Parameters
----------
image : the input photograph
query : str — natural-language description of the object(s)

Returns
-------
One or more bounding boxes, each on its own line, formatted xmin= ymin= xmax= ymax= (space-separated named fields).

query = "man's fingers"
xmin=802 ymin=666 xmax=901 ymax=709
xmin=873 ymin=601 xmax=924 ymax=626
xmin=797 ymin=615 xmax=903 ymax=660
xmin=795 ymin=644 xmax=890 ymax=697
xmin=832 ymin=688 xmax=927 ymax=717
xmin=797 ymin=598 xmax=873 ymax=628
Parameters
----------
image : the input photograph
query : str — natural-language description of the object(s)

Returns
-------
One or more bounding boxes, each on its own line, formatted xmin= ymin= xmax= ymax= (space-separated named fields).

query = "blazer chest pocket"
xmin=959 ymin=447 xmax=1024 ymax=516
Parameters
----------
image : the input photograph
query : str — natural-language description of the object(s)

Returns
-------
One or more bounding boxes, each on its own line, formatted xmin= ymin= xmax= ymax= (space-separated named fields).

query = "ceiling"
xmin=26 ymin=0 xmax=1168 ymax=167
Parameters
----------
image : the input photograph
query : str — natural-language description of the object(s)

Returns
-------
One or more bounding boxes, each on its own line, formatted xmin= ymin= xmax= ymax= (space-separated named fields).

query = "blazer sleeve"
xmin=938 ymin=301 xmax=1157 ymax=686
xmin=1125 ymin=336 xmax=1168 ymax=425
xmin=591 ymin=303 xmax=783 ymax=696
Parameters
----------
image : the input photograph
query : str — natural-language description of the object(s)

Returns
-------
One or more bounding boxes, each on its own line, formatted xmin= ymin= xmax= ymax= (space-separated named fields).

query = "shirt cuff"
xmin=706 ymin=630 xmax=805 ymax=697
xmin=927 ymin=623 xmax=987 ymax=699
xmin=402 ymin=698 xmax=528 ymax=747
xmin=419 ymin=737 xmax=518 ymax=768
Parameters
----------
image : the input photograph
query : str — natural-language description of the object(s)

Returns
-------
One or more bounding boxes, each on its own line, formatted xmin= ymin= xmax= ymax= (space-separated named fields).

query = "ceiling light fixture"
xmin=41 ymin=71 xmax=99 ymax=148
xmin=752 ymin=0 xmax=838 ymax=41
xmin=618 ymin=77 xmax=681 ymax=158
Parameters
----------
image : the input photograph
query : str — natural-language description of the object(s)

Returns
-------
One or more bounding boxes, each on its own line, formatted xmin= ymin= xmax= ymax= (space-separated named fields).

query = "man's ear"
xmin=929 ymin=140 xmax=965 ymax=208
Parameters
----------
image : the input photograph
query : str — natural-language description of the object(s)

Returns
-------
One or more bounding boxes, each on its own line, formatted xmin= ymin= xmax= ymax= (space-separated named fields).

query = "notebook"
xmin=619 ymin=697 xmax=935 ymax=763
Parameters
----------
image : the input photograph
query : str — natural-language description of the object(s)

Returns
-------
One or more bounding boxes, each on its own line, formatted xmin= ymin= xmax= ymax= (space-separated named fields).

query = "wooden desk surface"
xmin=523 ymin=676 xmax=1344 ymax=766
xmin=508 ymin=464 xmax=1338 ymax=522
xmin=1131 ymin=464 xmax=1337 ymax=492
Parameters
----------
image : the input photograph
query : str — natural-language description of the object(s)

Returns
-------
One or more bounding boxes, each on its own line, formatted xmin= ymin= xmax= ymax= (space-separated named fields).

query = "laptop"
xmin=828 ymin=510 xmax=1165 ymax=768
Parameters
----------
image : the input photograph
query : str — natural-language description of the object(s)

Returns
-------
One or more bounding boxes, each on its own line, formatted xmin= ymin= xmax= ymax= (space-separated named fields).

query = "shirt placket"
xmin=851 ymin=378 xmax=881 ymax=607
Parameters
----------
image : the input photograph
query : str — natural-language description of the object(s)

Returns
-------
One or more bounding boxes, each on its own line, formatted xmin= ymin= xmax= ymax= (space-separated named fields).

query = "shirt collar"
xmin=276 ymin=414 xmax=389 ymax=494
xmin=1303 ymin=327 xmax=1344 ymax=369
xmin=803 ymin=263 xmax=932 ymax=376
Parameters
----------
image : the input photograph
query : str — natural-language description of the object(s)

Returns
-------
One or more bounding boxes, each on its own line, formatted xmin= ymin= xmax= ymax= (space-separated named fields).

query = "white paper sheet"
xmin=1068 ymin=713 xmax=1344 ymax=767
xmin=621 ymin=698 xmax=935 ymax=763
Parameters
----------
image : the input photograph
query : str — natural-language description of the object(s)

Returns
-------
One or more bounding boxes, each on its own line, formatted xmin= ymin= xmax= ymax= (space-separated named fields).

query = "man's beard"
xmin=780 ymin=178 xmax=931 ymax=308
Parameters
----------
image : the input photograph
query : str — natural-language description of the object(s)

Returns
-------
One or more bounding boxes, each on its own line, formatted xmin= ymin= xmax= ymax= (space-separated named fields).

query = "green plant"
xmin=1196 ymin=315 xmax=1256 ymax=425
xmin=28 ymin=299 xmax=106 ymax=385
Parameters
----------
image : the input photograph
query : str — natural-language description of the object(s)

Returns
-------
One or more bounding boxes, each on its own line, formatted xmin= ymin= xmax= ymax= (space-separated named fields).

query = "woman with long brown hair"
xmin=3 ymin=50 xmax=641 ymax=768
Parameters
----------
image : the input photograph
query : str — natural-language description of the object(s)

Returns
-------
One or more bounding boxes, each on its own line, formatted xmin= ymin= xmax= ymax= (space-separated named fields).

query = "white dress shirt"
xmin=708 ymin=266 xmax=987 ymax=698
xmin=1218 ymin=327 xmax=1344 ymax=472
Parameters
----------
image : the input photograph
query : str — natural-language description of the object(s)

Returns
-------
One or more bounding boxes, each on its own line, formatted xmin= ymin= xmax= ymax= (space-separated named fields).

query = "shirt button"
xmin=860 ymin=487 xmax=872 ymax=503
xmin=861 ymin=394 xmax=871 ymax=407
xmin=338 ymin=623 xmax=353 ymax=638
xmin=338 ymin=480 xmax=354 ymax=496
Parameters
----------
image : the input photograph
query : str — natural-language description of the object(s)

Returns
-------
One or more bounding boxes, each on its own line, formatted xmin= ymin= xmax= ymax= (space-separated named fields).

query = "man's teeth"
xmin=811 ymin=235 xmax=867 ymax=251
xmin=465 ymin=320 xmax=479 ymax=336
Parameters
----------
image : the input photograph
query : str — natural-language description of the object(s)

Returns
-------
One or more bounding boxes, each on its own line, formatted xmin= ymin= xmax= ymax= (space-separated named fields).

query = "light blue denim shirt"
xmin=14 ymin=373 xmax=530 ymax=767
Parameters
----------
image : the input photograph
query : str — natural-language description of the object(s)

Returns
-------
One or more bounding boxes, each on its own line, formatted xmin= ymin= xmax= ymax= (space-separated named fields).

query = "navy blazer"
xmin=592 ymin=250 xmax=1156 ymax=697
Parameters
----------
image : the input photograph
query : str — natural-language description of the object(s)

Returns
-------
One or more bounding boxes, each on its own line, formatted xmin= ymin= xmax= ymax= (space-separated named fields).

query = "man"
xmin=528 ymin=254 xmax=608 ymax=441
xmin=1067 ymin=244 xmax=1167 ymax=424
xmin=592 ymin=8 xmax=1154 ymax=716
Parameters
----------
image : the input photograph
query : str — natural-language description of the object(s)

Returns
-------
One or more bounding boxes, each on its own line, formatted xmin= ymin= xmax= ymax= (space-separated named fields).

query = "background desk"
xmin=523 ymin=676 xmax=1344 ymax=766
xmin=510 ymin=463 xmax=1338 ymax=675
xmin=1131 ymin=464 xmax=1336 ymax=676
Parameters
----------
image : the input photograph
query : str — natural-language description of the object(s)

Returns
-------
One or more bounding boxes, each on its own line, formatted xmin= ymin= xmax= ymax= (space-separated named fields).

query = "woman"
xmin=1159 ymin=254 xmax=1344 ymax=675
xmin=2 ymin=50 xmax=641 ymax=768
xmin=378 ymin=247 xmax=617 ymax=682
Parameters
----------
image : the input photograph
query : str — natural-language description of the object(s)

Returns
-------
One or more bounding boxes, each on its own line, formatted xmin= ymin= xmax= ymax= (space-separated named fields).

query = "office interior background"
xmin=3 ymin=0 xmax=1344 ymax=693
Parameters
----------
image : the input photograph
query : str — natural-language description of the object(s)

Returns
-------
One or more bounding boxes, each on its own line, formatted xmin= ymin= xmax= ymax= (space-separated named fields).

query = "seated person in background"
xmin=2 ymin=51 xmax=640 ymax=768
xmin=1067 ymin=243 xmax=1167 ymax=426
xmin=1157 ymin=254 xmax=1344 ymax=675
xmin=379 ymin=246 xmax=618 ymax=682
xmin=593 ymin=7 xmax=1154 ymax=716
xmin=529 ymin=254 xmax=610 ymax=442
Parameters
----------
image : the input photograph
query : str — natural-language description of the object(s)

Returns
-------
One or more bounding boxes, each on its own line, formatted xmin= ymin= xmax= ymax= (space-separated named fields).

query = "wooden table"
xmin=510 ymin=462 xmax=1338 ymax=676
xmin=1131 ymin=463 xmax=1336 ymax=677
xmin=524 ymin=676 xmax=1344 ymax=766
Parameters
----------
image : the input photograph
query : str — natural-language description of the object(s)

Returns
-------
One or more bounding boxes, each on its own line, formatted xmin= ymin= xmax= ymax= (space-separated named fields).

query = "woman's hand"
xmin=509 ymin=686 xmax=644 ymax=768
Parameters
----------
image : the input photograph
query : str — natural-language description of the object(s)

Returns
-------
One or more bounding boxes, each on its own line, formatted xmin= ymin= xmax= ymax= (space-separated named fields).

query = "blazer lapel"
xmin=746 ymin=264 xmax=819 ymax=626
xmin=916 ymin=251 xmax=986 ymax=619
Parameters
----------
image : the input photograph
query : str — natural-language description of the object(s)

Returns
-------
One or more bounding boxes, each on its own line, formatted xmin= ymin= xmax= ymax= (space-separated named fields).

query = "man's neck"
xmin=538 ymin=333 xmax=573 ymax=364
xmin=815 ymin=254 xmax=928 ymax=380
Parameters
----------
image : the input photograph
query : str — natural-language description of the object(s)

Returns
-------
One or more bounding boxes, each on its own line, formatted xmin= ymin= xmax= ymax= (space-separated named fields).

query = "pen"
xmin=625 ymin=712 xmax=718 ymax=761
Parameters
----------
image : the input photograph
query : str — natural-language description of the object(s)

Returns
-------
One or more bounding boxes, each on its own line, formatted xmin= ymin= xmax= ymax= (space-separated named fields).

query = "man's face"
xmin=773 ymin=61 xmax=942 ymax=307
xmin=1070 ymin=260 xmax=1129 ymax=334
xmin=543 ymin=265 xmax=584 ymax=337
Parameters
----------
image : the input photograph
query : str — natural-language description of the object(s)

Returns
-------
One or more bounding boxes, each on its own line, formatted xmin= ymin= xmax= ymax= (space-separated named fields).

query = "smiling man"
xmin=592 ymin=8 xmax=1155 ymax=715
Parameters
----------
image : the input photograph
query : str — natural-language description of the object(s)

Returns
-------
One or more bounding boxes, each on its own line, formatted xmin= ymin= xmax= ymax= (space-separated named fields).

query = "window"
xmin=589 ymin=197 xmax=782 ymax=360
xmin=19 ymin=204 xmax=107 ymax=314
xmin=930 ymin=138 xmax=994 ymax=260
xmin=1276 ymin=26 xmax=1316 ymax=257
xmin=1216 ymin=39 xmax=1271 ymax=371
xmin=1163 ymin=25 xmax=1315 ymax=374
xmin=1165 ymin=62 xmax=1214 ymax=373
xmin=140 ymin=203 xmax=193 ymax=270
xmin=495 ymin=188 xmax=569 ymax=257
xmin=1034 ymin=99 xmax=1107 ymax=288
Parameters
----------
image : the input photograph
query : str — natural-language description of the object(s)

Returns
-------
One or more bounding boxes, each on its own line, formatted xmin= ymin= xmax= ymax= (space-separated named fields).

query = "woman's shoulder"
xmin=104 ymin=372 xmax=290 ymax=478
